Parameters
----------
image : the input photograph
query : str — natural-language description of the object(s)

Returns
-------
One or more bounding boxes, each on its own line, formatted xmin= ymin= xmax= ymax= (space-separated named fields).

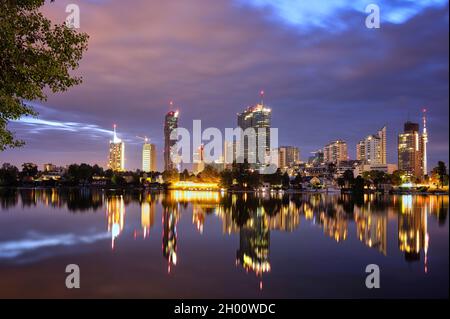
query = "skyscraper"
xmin=278 ymin=146 xmax=300 ymax=169
xmin=324 ymin=140 xmax=348 ymax=164
xmin=164 ymin=108 xmax=179 ymax=171
xmin=193 ymin=144 xmax=205 ymax=175
xmin=108 ymin=124 xmax=125 ymax=172
xmin=398 ymin=112 xmax=429 ymax=179
xmin=237 ymin=92 xmax=271 ymax=171
xmin=398 ymin=121 xmax=423 ymax=178
xmin=142 ymin=141 xmax=157 ymax=172
xmin=356 ymin=126 xmax=387 ymax=165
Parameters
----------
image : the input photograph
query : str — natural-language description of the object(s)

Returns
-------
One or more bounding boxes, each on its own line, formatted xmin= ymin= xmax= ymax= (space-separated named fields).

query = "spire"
xmin=113 ymin=124 xmax=121 ymax=143
xmin=260 ymin=90 xmax=265 ymax=106
xmin=422 ymin=108 xmax=428 ymax=176
xmin=422 ymin=108 xmax=428 ymax=135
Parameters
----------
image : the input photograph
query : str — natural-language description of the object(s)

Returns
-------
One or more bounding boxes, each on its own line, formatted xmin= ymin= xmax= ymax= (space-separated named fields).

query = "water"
xmin=0 ymin=188 xmax=448 ymax=298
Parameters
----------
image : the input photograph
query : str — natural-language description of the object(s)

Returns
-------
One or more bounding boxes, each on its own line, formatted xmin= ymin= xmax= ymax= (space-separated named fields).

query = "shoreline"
xmin=1 ymin=185 xmax=448 ymax=196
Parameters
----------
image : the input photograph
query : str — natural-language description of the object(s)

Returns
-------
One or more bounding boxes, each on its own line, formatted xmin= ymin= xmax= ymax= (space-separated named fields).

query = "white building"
xmin=356 ymin=126 xmax=387 ymax=165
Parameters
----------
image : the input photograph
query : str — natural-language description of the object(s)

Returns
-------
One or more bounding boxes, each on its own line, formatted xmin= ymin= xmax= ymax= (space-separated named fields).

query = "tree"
xmin=162 ymin=169 xmax=179 ymax=183
xmin=432 ymin=161 xmax=448 ymax=188
xmin=220 ymin=169 xmax=233 ymax=188
xmin=0 ymin=0 xmax=89 ymax=150
xmin=21 ymin=162 xmax=38 ymax=177
xmin=343 ymin=169 xmax=354 ymax=188
xmin=198 ymin=165 xmax=220 ymax=183
xmin=389 ymin=170 xmax=403 ymax=186
xmin=282 ymin=172 xmax=290 ymax=189
xmin=0 ymin=163 xmax=19 ymax=185
xmin=180 ymin=169 xmax=190 ymax=181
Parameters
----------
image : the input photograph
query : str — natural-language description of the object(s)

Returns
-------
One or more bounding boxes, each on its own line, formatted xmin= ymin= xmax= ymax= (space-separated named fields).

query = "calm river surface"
xmin=0 ymin=188 xmax=448 ymax=298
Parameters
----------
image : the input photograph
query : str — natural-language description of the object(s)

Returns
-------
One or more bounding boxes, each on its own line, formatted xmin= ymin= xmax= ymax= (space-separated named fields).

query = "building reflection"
xmin=236 ymin=207 xmax=271 ymax=291
xmin=1 ymin=189 xmax=447 ymax=281
xmin=354 ymin=207 xmax=387 ymax=255
xmin=106 ymin=195 xmax=125 ymax=250
xmin=140 ymin=194 xmax=156 ymax=239
xmin=162 ymin=194 xmax=180 ymax=274
xmin=398 ymin=195 xmax=429 ymax=272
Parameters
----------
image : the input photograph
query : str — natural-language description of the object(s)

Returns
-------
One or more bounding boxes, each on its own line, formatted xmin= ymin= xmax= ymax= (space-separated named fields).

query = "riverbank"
xmin=1 ymin=185 xmax=448 ymax=196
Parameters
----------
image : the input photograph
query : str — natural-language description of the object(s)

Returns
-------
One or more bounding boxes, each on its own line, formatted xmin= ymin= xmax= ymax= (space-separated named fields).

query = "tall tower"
xmin=398 ymin=122 xmax=422 ymax=179
xmin=356 ymin=126 xmax=386 ymax=165
xmin=193 ymin=144 xmax=205 ymax=175
xmin=378 ymin=126 xmax=387 ymax=165
xmin=237 ymin=92 xmax=272 ymax=171
xmin=108 ymin=124 xmax=125 ymax=171
xmin=422 ymin=109 xmax=428 ymax=177
xmin=164 ymin=104 xmax=179 ymax=171
xmin=142 ymin=138 xmax=157 ymax=172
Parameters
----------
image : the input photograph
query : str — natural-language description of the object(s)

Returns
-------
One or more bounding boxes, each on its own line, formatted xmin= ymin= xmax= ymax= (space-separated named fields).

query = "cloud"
xmin=237 ymin=0 xmax=448 ymax=28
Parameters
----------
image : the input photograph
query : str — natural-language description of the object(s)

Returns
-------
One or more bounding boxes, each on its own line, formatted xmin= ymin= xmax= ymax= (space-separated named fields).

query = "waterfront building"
xmin=278 ymin=146 xmax=300 ymax=170
xmin=398 ymin=114 xmax=428 ymax=179
xmin=164 ymin=108 xmax=179 ymax=171
xmin=108 ymin=124 xmax=125 ymax=172
xmin=193 ymin=144 xmax=205 ymax=175
xmin=356 ymin=126 xmax=387 ymax=165
xmin=142 ymin=141 xmax=157 ymax=172
xmin=324 ymin=140 xmax=348 ymax=164
xmin=237 ymin=92 xmax=272 ymax=171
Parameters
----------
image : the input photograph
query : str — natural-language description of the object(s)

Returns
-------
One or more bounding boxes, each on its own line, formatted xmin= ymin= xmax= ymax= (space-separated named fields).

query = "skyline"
xmin=1 ymin=0 xmax=448 ymax=171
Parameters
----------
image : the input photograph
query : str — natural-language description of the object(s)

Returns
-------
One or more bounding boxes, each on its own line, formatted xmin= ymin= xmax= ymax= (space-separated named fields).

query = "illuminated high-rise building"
xmin=108 ymin=124 xmax=125 ymax=172
xmin=142 ymin=141 xmax=157 ymax=172
xmin=421 ymin=109 xmax=428 ymax=177
xmin=237 ymin=91 xmax=272 ymax=171
xmin=356 ymin=126 xmax=387 ymax=165
xmin=323 ymin=140 xmax=348 ymax=164
xmin=278 ymin=146 xmax=300 ymax=169
xmin=164 ymin=107 xmax=179 ymax=171
xmin=398 ymin=120 xmax=426 ymax=179
xmin=193 ymin=144 xmax=205 ymax=175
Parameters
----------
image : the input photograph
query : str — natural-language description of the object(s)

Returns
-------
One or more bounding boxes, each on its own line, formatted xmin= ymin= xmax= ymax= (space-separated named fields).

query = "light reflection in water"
xmin=106 ymin=195 xmax=125 ymax=250
xmin=0 ymin=189 xmax=447 ymax=290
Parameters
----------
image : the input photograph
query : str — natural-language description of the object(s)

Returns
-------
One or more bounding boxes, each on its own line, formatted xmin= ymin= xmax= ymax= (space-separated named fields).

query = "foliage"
xmin=0 ymin=163 xmax=19 ymax=185
xmin=0 ymin=0 xmax=88 ymax=150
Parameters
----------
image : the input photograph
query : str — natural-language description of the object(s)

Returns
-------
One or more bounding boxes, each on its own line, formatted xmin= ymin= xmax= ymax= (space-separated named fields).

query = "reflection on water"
xmin=0 ymin=188 xmax=448 ymax=297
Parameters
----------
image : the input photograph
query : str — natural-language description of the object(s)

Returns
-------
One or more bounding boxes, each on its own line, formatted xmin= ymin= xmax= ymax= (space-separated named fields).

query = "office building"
xmin=237 ymin=92 xmax=272 ymax=171
xmin=164 ymin=109 xmax=179 ymax=171
xmin=142 ymin=142 xmax=157 ymax=172
xmin=108 ymin=124 xmax=125 ymax=172
xmin=193 ymin=144 xmax=205 ymax=175
xmin=398 ymin=115 xmax=428 ymax=179
xmin=356 ymin=126 xmax=387 ymax=165
xmin=278 ymin=146 xmax=300 ymax=169
xmin=324 ymin=140 xmax=348 ymax=164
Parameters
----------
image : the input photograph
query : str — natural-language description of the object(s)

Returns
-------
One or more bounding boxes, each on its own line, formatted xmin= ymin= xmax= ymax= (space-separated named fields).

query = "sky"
xmin=1 ymin=0 xmax=449 ymax=172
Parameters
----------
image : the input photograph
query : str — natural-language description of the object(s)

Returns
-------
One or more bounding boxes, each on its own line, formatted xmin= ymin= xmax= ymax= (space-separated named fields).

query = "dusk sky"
xmin=1 ymin=0 xmax=449 ymax=171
